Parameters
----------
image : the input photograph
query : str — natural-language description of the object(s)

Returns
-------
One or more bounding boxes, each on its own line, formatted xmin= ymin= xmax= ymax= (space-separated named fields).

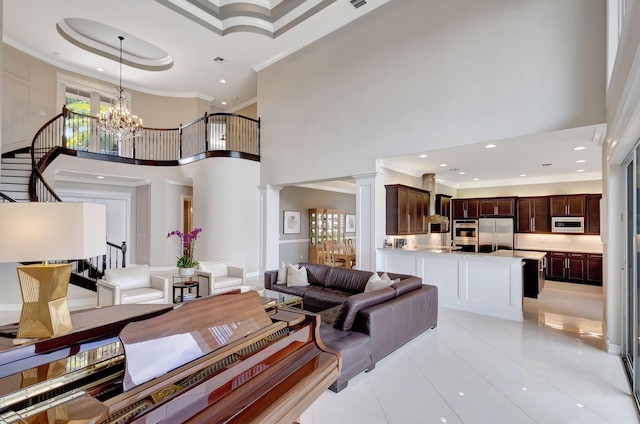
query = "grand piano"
xmin=0 ymin=291 xmax=341 ymax=423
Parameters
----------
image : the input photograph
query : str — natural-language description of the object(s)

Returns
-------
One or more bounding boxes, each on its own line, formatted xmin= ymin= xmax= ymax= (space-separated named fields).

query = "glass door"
xmin=623 ymin=143 xmax=640 ymax=407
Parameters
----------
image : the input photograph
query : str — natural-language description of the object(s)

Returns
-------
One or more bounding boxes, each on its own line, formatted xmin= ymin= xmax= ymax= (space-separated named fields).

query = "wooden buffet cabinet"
xmin=309 ymin=208 xmax=345 ymax=264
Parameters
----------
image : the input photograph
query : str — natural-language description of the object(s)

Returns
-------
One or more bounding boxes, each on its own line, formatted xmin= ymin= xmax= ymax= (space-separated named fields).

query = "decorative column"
xmin=353 ymin=173 xmax=378 ymax=271
xmin=259 ymin=185 xmax=282 ymax=274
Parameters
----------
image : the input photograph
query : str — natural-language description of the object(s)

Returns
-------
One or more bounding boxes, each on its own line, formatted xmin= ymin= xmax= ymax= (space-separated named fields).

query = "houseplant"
xmin=167 ymin=227 xmax=202 ymax=276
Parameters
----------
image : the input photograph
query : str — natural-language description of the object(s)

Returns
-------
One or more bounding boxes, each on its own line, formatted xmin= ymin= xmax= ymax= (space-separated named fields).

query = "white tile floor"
xmin=0 ymin=280 xmax=635 ymax=423
xmin=300 ymin=281 xmax=639 ymax=424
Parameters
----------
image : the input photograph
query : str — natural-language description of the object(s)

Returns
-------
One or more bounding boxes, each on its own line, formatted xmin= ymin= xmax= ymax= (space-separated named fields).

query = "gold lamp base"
xmin=16 ymin=263 xmax=73 ymax=339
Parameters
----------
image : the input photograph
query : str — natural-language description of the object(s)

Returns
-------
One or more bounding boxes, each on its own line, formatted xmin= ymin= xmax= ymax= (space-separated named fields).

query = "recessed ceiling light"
xmin=576 ymin=169 xmax=585 ymax=172
xmin=520 ymin=174 xmax=527 ymax=177
xmin=220 ymin=79 xmax=226 ymax=84
xmin=473 ymin=178 xmax=479 ymax=181
xmin=541 ymin=163 xmax=552 ymax=167
xmin=221 ymin=101 xmax=227 ymax=105
xmin=419 ymin=154 xmax=428 ymax=158
xmin=574 ymin=146 xmax=586 ymax=151
xmin=214 ymin=57 xmax=225 ymax=62
xmin=97 ymin=67 xmax=104 ymax=72
xmin=458 ymin=171 xmax=466 ymax=175
xmin=97 ymin=175 xmax=104 ymax=179
xmin=576 ymin=159 xmax=586 ymax=163
xmin=440 ymin=163 xmax=447 ymax=167
xmin=485 ymin=144 xmax=497 ymax=149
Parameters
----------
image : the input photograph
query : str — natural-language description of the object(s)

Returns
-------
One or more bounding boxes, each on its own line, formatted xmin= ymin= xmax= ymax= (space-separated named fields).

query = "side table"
xmin=173 ymin=275 xmax=201 ymax=303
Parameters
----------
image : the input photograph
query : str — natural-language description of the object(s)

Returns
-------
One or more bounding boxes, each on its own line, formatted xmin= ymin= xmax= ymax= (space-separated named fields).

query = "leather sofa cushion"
xmin=325 ymin=267 xmax=373 ymax=293
xmin=319 ymin=325 xmax=372 ymax=390
xmin=333 ymin=287 xmax=396 ymax=331
xmin=303 ymin=287 xmax=350 ymax=312
xmin=297 ymin=262 xmax=331 ymax=286
xmin=391 ymin=278 xmax=423 ymax=296
xmin=269 ymin=284 xmax=312 ymax=298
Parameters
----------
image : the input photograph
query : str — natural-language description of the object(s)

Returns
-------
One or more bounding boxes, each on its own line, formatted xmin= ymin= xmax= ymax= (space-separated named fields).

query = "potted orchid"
xmin=167 ymin=227 xmax=202 ymax=276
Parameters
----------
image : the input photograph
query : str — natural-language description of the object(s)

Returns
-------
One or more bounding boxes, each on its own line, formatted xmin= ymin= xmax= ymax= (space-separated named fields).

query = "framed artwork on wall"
xmin=346 ymin=214 xmax=356 ymax=233
xmin=283 ymin=210 xmax=301 ymax=234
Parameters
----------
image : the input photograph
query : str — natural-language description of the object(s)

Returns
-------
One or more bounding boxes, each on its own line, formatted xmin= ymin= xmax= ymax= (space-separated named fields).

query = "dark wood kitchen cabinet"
xmin=586 ymin=253 xmax=603 ymax=284
xmin=585 ymin=194 xmax=601 ymax=235
xmin=479 ymin=197 xmax=515 ymax=217
xmin=546 ymin=251 xmax=601 ymax=285
xmin=385 ymin=184 xmax=430 ymax=235
xmin=516 ymin=197 xmax=550 ymax=233
xmin=550 ymin=195 xmax=586 ymax=217
xmin=452 ymin=198 xmax=479 ymax=219
xmin=431 ymin=194 xmax=452 ymax=233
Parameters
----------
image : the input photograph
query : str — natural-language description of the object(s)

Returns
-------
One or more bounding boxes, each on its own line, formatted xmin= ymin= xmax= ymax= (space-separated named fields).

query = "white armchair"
xmin=196 ymin=260 xmax=245 ymax=296
xmin=97 ymin=265 xmax=170 ymax=306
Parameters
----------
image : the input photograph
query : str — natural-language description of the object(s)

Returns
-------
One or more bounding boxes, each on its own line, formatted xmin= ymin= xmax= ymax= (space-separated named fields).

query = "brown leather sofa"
xmin=264 ymin=263 xmax=438 ymax=392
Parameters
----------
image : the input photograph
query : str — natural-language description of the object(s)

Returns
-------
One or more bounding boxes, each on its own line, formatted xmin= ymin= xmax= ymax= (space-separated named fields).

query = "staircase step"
xmin=1 ymin=168 xmax=30 ymax=177
xmin=1 ymin=175 xmax=29 ymax=184
xmin=1 ymin=157 xmax=31 ymax=165
xmin=0 ymin=182 xmax=28 ymax=191
xmin=1 ymin=191 xmax=29 ymax=201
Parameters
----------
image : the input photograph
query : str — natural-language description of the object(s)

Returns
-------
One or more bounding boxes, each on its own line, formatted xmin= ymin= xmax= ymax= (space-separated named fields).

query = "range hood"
xmin=422 ymin=173 xmax=450 ymax=229
xmin=422 ymin=173 xmax=440 ymax=220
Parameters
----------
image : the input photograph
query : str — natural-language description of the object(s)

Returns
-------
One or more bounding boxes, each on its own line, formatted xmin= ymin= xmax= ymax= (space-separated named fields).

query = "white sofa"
xmin=97 ymin=265 xmax=170 ymax=306
xmin=196 ymin=260 xmax=245 ymax=296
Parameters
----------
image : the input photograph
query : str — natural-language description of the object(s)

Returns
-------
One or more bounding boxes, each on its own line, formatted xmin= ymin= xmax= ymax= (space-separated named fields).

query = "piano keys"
xmin=0 ymin=291 xmax=341 ymax=423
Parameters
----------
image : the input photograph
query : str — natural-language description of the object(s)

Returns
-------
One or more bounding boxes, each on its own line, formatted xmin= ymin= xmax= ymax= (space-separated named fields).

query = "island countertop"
xmin=377 ymin=247 xmax=524 ymax=321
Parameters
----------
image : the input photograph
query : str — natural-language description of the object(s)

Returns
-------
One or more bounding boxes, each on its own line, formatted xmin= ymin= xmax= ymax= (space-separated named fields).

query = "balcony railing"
xmin=30 ymin=106 xmax=260 ymax=202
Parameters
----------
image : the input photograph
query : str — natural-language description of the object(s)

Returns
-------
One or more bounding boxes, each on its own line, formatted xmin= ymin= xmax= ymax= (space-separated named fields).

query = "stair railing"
xmin=29 ymin=106 xmax=260 ymax=202
xmin=0 ymin=192 xmax=17 ymax=202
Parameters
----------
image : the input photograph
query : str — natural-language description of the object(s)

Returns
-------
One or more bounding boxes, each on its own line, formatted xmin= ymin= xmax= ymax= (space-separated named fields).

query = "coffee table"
xmin=239 ymin=286 xmax=304 ymax=313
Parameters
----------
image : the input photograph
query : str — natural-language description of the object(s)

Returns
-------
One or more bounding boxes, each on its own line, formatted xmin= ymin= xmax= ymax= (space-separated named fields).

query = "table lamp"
xmin=0 ymin=202 xmax=106 ymax=339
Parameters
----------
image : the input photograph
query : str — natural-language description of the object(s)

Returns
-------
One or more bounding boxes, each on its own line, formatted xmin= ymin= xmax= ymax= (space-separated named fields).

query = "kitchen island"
xmin=377 ymin=247 xmax=524 ymax=321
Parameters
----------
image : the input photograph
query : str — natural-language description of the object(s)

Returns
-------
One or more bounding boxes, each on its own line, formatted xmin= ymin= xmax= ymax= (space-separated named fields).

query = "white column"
xmin=353 ymin=173 xmax=377 ymax=271
xmin=604 ymin=163 xmax=622 ymax=354
xmin=259 ymin=185 xmax=282 ymax=275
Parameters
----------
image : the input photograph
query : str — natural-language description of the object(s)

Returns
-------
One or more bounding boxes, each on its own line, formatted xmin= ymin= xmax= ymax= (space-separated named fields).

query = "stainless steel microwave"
xmin=551 ymin=216 xmax=584 ymax=233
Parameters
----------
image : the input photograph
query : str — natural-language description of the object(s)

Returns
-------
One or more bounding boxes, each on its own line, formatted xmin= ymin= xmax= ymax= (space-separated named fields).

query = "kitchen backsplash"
xmin=515 ymin=233 xmax=603 ymax=253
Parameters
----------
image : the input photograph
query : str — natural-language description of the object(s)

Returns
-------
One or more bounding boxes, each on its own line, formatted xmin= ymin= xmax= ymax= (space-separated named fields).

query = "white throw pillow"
xmin=364 ymin=278 xmax=394 ymax=293
xmin=277 ymin=261 xmax=288 ymax=284
xmin=286 ymin=265 xmax=309 ymax=287
xmin=364 ymin=272 xmax=399 ymax=293
xmin=367 ymin=272 xmax=381 ymax=283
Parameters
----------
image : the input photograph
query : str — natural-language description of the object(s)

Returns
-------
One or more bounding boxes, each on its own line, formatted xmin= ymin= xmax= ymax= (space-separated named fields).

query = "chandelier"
xmin=97 ymin=36 xmax=143 ymax=140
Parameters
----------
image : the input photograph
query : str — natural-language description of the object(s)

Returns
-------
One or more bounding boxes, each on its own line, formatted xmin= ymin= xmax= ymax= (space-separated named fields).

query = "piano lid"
xmin=119 ymin=291 xmax=273 ymax=390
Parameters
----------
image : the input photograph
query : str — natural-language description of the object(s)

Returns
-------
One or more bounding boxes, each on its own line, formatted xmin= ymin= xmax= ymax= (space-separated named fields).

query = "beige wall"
xmin=456 ymin=180 xmax=602 ymax=198
xmin=131 ymin=90 xmax=210 ymax=128
xmin=1 ymin=43 xmax=211 ymax=153
xmin=258 ymin=0 xmax=606 ymax=187
xmin=234 ymin=103 xmax=257 ymax=120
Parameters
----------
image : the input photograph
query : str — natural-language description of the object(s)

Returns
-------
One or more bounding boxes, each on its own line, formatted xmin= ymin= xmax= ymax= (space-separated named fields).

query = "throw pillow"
xmin=380 ymin=272 xmax=392 ymax=282
xmin=287 ymin=265 xmax=309 ymax=287
xmin=276 ymin=261 xmax=288 ymax=284
xmin=365 ymin=278 xmax=394 ymax=293
xmin=367 ymin=272 xmax=381 ymax=283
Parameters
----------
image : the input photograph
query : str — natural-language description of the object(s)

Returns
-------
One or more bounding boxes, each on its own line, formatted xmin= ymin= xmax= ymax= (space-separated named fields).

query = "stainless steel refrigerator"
xmin=478 ymin=217 xmax=514 ymax=253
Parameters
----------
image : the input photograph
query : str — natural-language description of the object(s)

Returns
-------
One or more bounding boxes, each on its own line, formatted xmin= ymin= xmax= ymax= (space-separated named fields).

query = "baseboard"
xmin=608 ymin=342 xmax=622 ymax=355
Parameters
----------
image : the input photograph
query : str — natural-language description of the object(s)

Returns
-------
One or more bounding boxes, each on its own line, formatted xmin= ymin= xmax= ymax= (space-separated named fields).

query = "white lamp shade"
xmin=0 ymin=202 xmax=107 ymax=263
